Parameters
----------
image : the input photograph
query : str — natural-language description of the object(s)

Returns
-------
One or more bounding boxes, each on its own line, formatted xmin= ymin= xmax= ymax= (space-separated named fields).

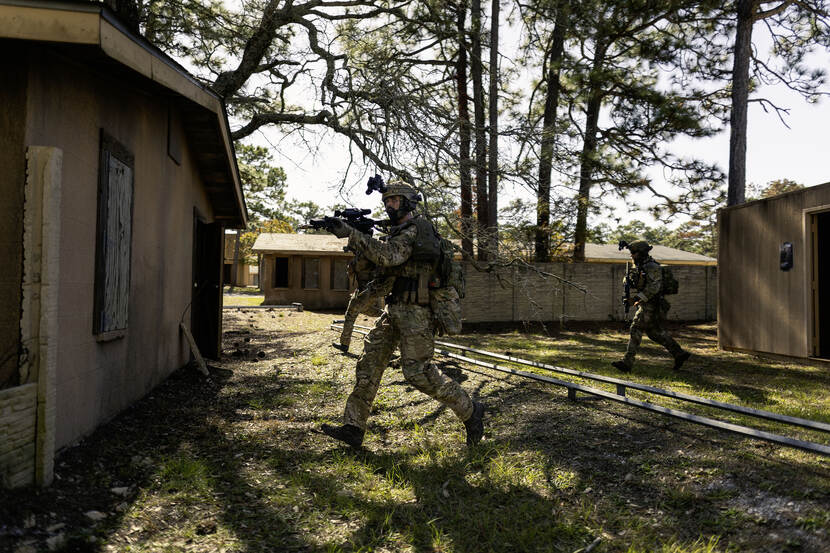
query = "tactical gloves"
xmin=329 ymin=218 xmax=353 ymax=239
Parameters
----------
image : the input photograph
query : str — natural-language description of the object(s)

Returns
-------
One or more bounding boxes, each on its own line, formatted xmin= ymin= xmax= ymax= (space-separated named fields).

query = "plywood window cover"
xmin=331 ymin=257 xmax=350 ymax=291
xmin=302 ymin=257 xmax=320 ymax=290
xmin=93 ymin=131 xmax=134 ymax=339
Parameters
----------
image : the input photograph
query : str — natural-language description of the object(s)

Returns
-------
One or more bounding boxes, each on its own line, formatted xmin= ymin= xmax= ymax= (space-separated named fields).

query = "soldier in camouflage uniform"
xmin=612 ymin=240 xmax=691 ymax=373
xmin=333 ymin=253 xmax=392 ymax=353
xmin=321 ymin=182 xmax=484 ymax=448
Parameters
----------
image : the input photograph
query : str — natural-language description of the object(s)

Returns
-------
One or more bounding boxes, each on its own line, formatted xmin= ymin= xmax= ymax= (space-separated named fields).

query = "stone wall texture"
xmin=0 ymin=384 xmax=37 ymax=488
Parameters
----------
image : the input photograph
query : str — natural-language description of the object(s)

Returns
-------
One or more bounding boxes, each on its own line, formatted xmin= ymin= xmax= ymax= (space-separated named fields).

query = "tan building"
xmin=224 ymin=232 xmax=259 ymax=288
xmin=0 ymin=1 xmax=246 ymax=487
xmin=253 ymin=233 xmax=353 ymax=310
xmin=719 ymin=182 xmax=830 ymax=362
xmin=252 ymin=233 xmax=717 ymax=322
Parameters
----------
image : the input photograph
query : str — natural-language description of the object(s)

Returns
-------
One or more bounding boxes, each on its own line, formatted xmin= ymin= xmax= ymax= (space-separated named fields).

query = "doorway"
xmin=192 ymin=214 xmax=223 ymax=360
xmin=811 ymin=211 xmax=830 ymax=358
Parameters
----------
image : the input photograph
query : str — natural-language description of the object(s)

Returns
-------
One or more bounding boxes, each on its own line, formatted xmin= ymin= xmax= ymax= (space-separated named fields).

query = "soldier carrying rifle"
xmin=612 ymin=240 xmax=691 ymax=374
xmin=318 ymin=176 xmax=484 ymax=449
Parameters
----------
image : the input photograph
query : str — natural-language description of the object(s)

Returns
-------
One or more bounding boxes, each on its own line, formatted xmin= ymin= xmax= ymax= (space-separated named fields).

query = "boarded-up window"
xmin=93 ymin=132 xmax=134 ymax=337
xmin=273 ymin=257 xmax=289 ymax=288
xmin=302 ymin=258 xmax=320 ymax=289
xmin=331 ymin=258 xmax=349 ymax=290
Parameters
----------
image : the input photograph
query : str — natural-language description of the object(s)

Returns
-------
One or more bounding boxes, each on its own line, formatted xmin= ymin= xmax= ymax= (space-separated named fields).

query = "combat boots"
xmin=673 ymin=350 xmax=691 ymax=370
xmin=464 ymin=401 xmax=485 ymax=446
xmin=611 ymin=360 xmax=632 ymax=373
xmin=331 ymin=343 xmax=349 ymax=353
xmin=321 ymin=423 xmax=364 ymax=448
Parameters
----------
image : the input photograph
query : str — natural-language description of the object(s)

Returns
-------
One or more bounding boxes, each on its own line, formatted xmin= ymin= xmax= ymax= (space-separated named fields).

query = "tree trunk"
xmin=471 ymin=0 xmax=489 ymax=260
xmin=487 ymin=0 xmax=499 ymax=258
xmin=456 ymin=1 xmax=474 ymax=257
xmin=535 ymin=1 xmax=568 ymax=262
xmin=573 ymin=43 xmax=606 ymax=262
xmin=727 ymin=0 xmax=757 ymax=206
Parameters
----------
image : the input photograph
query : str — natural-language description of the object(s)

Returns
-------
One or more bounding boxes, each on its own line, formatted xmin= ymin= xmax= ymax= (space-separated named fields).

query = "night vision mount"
xmin=365 ymin=174 xmax=387 ymax=195
xmin=618 ymin=240 xmax=630 ymax=251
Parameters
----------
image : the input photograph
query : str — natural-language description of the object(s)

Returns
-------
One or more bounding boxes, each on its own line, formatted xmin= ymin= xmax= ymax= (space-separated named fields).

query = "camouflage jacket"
xmin=348 ymin=252 xmax=377 ymax=290
xmin=627 ymin=257 xmax=662 ymax=303
xmin=346 ymin=215 xmax=434 ymax=280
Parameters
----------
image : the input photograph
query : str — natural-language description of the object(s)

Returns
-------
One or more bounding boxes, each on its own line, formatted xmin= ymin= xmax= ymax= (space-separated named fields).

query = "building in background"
xmin=224 ymin=231 xmax=259 ymax=288
xmin=253 ymin=233 xmax=352 ymax=310
xmin=253 ymin=233 xmax=716 ymax=322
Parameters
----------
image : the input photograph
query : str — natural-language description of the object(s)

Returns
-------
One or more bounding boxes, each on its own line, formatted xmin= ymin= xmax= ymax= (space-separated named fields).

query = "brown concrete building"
xmin=253 ymin=233 xmax=353 ymax=310
xmin=0 ymin=1 xmax=246 ymax=487
xmin=719 ymin=182 xmax=830 ymax=363
xmin=252 ymin=233 xmax=717 ymax=322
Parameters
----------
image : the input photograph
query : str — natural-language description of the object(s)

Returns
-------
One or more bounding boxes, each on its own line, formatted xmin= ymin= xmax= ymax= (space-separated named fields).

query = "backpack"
xmin=661 ymin=265 xmax=679 ymax=295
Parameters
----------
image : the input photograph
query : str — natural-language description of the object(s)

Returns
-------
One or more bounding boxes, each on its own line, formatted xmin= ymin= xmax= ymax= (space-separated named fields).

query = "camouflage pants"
xmin=623 ymin=299 xmax=683 ymax=366
xmin=342 ymin=303 xmax=474 ymax=430
xmin=339 ymin=279 xmax=391 ymax=347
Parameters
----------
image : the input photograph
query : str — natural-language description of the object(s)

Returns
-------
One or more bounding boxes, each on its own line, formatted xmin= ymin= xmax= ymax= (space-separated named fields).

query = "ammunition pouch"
xmin=387 ymin=276 xmax=430 ymax=306
xmin=429 ymin=285 xmax=462 ymax=336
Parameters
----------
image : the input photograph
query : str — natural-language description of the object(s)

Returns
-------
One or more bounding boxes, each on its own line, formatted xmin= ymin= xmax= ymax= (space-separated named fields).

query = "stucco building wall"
xmin=22 ymin=46 xmax=216 ymax=450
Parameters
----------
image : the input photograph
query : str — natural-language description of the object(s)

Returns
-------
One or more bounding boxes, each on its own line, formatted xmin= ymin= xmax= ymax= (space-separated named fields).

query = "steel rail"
xmin=331 ymin=323 xmax=830 ymax=456
xmin=438 ymin=350 xmax=830 ymax=457
xmin=339 ymin=323 xmax=830 ymax=434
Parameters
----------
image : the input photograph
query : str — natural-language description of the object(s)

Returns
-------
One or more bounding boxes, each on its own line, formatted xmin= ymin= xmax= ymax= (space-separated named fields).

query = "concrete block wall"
xmin=0 ymin=383 xmax=37 ymax=488
xmin=461 ymin=262 xmax=717 ymax=323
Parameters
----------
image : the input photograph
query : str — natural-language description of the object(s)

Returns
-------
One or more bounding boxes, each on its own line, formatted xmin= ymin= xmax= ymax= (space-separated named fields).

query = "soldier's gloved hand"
xmin=329 ymin=218 xmax=353 ymax=239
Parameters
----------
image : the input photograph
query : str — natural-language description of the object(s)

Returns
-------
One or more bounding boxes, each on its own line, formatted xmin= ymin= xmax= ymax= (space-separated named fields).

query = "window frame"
xmin=92 ymin=131 xmax=135 ymax=340
xmin=272 ymin=256 xmax=289 ymax=289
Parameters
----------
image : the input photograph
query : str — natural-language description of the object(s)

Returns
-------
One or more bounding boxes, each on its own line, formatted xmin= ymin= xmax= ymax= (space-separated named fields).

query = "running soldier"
xmin=333 ymin=253 xmax=392 ymax=353
xmin=612 ymin=240 xmax=691 ymax=373
xmin=321 ymin=182 xmax=484 ymax=448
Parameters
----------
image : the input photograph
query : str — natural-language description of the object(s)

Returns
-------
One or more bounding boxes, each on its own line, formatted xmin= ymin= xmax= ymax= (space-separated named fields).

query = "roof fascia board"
xmin=0 ymin=3 xmax=100 ymax=44
xmin=584 ymin=258 xmax=717 ymax=266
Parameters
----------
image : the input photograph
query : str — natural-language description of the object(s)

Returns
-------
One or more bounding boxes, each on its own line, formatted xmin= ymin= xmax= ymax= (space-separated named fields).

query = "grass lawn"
xmin=224 ymin=288 xmax=265 ymax=306
xmin=2 ymin=311 xmax=827 ymax=553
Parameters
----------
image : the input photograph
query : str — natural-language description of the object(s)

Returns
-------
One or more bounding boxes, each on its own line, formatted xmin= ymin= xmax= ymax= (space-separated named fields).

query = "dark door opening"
xmin=813 ymin=212 xmax=830 ymax=358
xmin=192 ymin=216 xmax=223 ymax=360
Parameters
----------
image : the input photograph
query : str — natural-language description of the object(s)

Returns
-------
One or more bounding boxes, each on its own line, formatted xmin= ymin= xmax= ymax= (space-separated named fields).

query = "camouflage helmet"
xmin=381 ymin=181 xmax=421 ymax=203
xmin=627 ymin=240 xmax=652 ymax=255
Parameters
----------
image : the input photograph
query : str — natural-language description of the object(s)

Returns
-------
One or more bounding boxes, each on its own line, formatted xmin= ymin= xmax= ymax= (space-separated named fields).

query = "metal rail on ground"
xmin=332 ymin=323 xmax=830 ymax=456
xmin=225 ymin=303 xmax=303 ymax=311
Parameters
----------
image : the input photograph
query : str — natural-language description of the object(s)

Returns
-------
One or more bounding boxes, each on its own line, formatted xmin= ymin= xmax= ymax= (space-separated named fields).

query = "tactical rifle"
xmin=300 ymin=208 xmax=389 ymax=236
